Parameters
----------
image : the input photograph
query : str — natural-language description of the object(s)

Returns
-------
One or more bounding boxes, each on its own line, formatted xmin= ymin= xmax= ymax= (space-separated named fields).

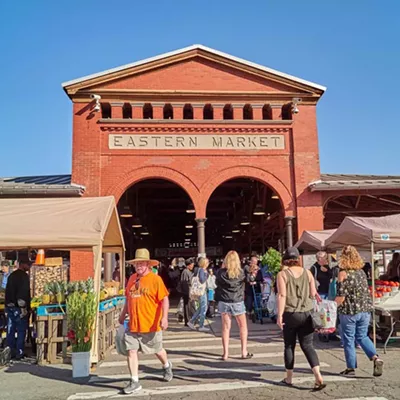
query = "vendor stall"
xmin=0 ymin=196 xmax=125 ymax=364
xmin=325 ymin=213 xmax=400 ymax=348
xmin=295 ymin=229 xmax=336 ymax=253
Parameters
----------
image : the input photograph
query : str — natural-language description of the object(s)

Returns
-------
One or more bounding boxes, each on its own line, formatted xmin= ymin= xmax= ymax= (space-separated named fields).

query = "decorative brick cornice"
xmin=100 ymin=126 xmax=289 ymax=134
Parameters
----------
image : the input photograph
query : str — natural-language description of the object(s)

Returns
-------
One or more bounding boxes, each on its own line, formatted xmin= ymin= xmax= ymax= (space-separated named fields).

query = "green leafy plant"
xmin=67 ymin=291 xmax=97 ymax=353
xmin=261 ymin=248 xmax=282 ymax=279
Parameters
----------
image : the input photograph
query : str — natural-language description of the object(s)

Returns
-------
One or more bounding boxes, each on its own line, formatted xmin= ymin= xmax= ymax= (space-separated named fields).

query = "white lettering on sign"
xmin=109 ymin=134 xmax=285 ymax=150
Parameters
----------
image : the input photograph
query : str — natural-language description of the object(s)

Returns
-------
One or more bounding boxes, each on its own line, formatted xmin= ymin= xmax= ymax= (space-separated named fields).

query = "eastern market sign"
xmin=109 ymin=134 xmax=285 ymax=150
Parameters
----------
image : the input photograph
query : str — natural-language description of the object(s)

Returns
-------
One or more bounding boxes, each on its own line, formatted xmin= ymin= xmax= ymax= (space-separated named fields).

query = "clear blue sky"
xmin=1 ymin=1 xmax=399 ymax=177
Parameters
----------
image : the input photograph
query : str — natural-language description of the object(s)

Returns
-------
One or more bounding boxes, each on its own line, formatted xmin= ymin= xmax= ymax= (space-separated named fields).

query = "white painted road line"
xmin=68 ymin=376 xmax=353 ymax=399
xmin=161 ymin=334 xmax=278 ymax=343
xmin=89 ymin=362 xmax=330 ymax=383
xmin=336 ymin=398 xmax=389 ymax=400
xmin=99 ymin=351 xmax=301 ymax=368
xmin=111 ymin=341 xmax=279 ymax=355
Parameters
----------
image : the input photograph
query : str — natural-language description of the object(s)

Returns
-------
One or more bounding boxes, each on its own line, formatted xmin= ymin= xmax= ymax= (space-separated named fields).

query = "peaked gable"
xmin=63 ymin=45 xmax=326 ymax=97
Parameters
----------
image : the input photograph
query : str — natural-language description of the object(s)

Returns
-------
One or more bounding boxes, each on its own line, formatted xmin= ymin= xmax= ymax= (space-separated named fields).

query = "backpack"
xmin=189 ymin=270 xmax=206 ymax=300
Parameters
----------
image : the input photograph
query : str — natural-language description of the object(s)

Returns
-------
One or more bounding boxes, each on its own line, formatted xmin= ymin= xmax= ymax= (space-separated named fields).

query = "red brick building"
xmin=58 ymin=45 xmax=399 ymax=278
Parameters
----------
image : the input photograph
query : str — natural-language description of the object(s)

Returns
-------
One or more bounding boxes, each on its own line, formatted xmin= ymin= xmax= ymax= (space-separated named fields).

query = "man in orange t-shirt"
xmin=119 ymin=249 xmax=172 ymax=394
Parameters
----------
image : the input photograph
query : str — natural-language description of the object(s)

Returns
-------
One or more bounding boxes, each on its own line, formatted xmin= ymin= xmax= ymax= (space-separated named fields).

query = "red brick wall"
xmin=71 ymin=58 xmax=324 ymax=277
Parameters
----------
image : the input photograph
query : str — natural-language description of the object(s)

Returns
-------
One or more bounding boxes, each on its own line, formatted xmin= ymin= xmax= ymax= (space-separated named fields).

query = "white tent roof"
xmin=295 ymin=229 xmax=336 ymax=253
xmin=0 ymin=197 xmax=125 ymax=252
xmin=325 ymin=214 xmax=400 ymax=251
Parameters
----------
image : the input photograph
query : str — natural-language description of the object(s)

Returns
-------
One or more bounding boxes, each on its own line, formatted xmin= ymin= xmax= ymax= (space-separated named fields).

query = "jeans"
xmin=283 ymin=311 xmax=320 ymax=370
xmin=339 ymin=312 xmax=377 ymax=369
xmin=6 ymin=307 xmax=28 ymax=357
xmin=190 ymin=293 xmax=207 ymax=328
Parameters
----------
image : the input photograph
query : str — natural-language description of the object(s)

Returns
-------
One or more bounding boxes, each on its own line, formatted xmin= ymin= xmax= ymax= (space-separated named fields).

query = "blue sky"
xmin=0 ymin=1 xmax=399 ymax=177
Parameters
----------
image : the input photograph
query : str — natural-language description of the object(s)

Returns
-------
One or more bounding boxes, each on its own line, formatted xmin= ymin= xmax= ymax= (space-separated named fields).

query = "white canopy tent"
xmin=0 ymin=196 xmax=125 ymax=362
xmin=295 ymin=229 xmax=336 ymax=254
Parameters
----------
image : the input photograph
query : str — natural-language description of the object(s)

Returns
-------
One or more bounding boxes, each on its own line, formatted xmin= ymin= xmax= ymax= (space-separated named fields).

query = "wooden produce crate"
xmin=30 ymin=265 xmax=68 ymax=297
xmin=36 ymin=314 xmax=68 ymax=365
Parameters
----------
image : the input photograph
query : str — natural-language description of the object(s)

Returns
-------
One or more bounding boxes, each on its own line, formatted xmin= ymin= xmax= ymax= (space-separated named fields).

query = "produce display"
xmin=30 ymin=265 xmax=68 ymax=298
xmin=369 ymin=280 xmax=400 ymax=302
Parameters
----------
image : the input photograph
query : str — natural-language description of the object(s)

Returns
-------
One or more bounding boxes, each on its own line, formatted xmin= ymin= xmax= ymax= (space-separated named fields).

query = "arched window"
xmin=243 ymin=104 xmax=253 ymax=120
xmin=143 ymin=103 xmax=153 ymax=119
xmin=262 ymin=104 xmax=272 ymax=120
xmin=122 ymin=103 xmax=132 ymax=119
xmin=101 ymin=103 xmax=112 ymax=119
xmin=203 ymin=104 xmax=213 ymax=120
xmin=223 ymin=104 xmax=233 ymax=120
xmin=281 ymin=104 xmax=292 ymax=120
xmin=183 ymin=104 xmax=193 ymax=119
xmin=163 ymin=103 xmax=174 ymax=119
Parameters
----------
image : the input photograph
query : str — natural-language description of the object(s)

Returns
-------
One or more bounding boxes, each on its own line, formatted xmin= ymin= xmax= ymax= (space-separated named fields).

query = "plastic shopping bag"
xmin=314 ymin=299 xmax=337 ymax=334
xmin=115 ymin=324 xmax=128 ymax=356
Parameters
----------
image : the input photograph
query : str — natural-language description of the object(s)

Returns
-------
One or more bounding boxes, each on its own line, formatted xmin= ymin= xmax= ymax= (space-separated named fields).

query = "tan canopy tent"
xmin=325 ymin=213 xmax=400 ymax=346
xmin=295 ymin=229 xmax=336 ymax=254
xmin=325 ymin=214 xmax=400 ymax=251
xmin=0 ymin=196 xmax=125 ymax=362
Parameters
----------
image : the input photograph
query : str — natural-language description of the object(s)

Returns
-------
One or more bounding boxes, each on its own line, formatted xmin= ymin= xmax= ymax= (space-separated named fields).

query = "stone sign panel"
xmin=109 ymin=134 xmax=285 ymax=150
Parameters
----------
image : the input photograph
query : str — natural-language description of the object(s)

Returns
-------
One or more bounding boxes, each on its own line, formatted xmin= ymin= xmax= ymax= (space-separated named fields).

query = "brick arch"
xmin=103 ymin=166 xmax=201 ymax=215
xmin=199 ymin=166 xmax=295 ymax=218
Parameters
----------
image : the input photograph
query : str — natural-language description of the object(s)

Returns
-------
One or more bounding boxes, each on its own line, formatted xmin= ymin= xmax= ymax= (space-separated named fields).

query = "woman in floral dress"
xmin=335 ymin=245 xmax=384 ymax=376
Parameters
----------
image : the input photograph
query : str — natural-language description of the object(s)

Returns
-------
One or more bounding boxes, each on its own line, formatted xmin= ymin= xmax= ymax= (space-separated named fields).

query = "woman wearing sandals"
xmin=277 ymin=247 xmax=326 ymax=391
xmin=335 ymin=245 xmax=384 ymax=377
xmin=215 ymin=251 xmax=253 ymax=360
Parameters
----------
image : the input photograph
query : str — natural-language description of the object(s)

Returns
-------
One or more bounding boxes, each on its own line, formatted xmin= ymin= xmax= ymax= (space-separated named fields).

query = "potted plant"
xmin=67 ymin=291 xmax=97 ymax=378
xmin=261 ymin=248 xmax=282 ymax=281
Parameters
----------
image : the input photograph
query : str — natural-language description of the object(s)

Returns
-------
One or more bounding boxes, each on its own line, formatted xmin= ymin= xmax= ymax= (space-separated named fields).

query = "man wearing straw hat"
xmin=119 ymin=248 xmax=172 ymax=394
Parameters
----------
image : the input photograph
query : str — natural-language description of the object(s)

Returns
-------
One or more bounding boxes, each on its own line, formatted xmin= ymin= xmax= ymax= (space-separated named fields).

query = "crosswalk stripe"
xmin=111 ymin=341 xmax=279 ymax=355
xmin=162 ymin=334 xmax=278 ymax=343
xmin=67 ymin=376 xmax=353 ymax=399
xmin=100 ymin=351 xmax=302 ymax=368
xmin=89 ymin=361 xmax=330 ymax=383
xmin=336 ymin=398 xmax=389 ymax=400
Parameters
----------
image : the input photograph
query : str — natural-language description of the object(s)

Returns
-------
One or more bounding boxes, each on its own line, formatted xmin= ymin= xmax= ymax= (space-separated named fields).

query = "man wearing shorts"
xmin=119 ymin=248 xmax=173 ymax=394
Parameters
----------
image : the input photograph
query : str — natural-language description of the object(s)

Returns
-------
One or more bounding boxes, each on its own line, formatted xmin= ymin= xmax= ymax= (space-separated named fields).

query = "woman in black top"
xmin=216 ymin=251 xmax=252 ymax=360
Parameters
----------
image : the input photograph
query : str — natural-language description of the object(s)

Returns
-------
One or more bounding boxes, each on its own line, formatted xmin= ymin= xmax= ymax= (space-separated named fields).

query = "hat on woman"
xmin=127 ymin=248 xmax=159 ymax=267
xmin=283 ymin=246 xmax=300 ymax=261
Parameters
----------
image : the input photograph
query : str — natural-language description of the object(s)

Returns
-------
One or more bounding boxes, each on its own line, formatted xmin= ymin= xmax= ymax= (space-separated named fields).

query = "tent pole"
xmin=91 ymin=244 xmax=103 ymax=365
xmin=371 ymin=241 xmax=376 ymax=347
xmin=120 ymin=249 xmax=126 ymax=288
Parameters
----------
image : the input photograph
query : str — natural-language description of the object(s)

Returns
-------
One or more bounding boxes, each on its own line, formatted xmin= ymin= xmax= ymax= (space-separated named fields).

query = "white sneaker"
xmin=187 ymin=322 xmax=197 ymax=331
xmin=198 ymin=326 xmax=210 ymax=332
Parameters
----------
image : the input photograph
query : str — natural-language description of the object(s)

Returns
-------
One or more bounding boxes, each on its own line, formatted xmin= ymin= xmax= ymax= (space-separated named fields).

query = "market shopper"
xmin=276 ymin=247 xmax=325 ymax=391
xmin=179 ymin=258 xmax=195 ymax=326
xmin=335 ymin=245 xmax=384 ymax=377
xmin=244 ymin=257 xmax=263 ymax=317
xmin=188 ymin=257 xmax=210 ymax=332
xmin=5 ymin=259 xmax=31 ymax=360
xmin=119 ymin=249 xmax=173 ymax=394
xmin=311 ymin=251 xmax=332 ymax=299
xmin=206 ymin=266 xmax=217 ymax=318
xmin=216 ymin=251 xmax=252 ymax=360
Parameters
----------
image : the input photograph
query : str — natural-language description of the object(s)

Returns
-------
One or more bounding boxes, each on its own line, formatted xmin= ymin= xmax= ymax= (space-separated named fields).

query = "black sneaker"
xmin=340 ymin=368 xmax=356 ymax=376
xmin=123 ymin=380 xmax=142 ymax=394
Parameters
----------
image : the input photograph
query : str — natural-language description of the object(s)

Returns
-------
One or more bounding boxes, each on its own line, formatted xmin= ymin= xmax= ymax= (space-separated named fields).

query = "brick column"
xmin=253 ymin=104 xmax=263 ymax=120
xmin=131 ymin=102 xmax=144 ymax=119
xmin=172 ymin=103 xmax=184 ymax=120
xmin=271 ymin=104 xmax=282 ymax=120
xmin=111 ymin=102 xmax=124 ymax=119
xmin=232 ymin=104 xmax=244 ymax=120
xmin=214 ymin=104 xmax=224 ymax=120
xmin=193 ymin=104 xmax=204 ymax=120
xmin=153 ymin=102 xmax=164 ymax=119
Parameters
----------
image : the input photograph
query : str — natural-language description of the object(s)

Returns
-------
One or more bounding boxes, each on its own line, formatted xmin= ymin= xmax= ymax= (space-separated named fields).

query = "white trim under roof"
xmin=62 ymin=44 xmax=326 ymax=92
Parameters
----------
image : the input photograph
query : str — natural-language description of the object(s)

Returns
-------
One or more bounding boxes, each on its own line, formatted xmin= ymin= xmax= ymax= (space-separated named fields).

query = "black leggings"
xmin=283 ymin=311 xmax=320 ymax=370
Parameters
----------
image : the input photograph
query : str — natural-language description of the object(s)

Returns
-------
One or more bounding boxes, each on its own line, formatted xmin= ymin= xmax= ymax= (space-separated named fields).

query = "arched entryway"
xmin=205 ymin=178 xmax=286 ymax=256
xmin=117 ymin=179 xmax=198 ymax=261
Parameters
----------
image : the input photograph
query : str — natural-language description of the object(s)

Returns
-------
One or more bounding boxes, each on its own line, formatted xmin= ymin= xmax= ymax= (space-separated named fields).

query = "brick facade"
xmin=66 ymin=46 xmax=325 ymax=280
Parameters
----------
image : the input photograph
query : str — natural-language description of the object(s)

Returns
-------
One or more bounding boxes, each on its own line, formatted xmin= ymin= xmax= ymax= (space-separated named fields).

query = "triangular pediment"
xmin=63 ymin=45 xmax=325 ymax=98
